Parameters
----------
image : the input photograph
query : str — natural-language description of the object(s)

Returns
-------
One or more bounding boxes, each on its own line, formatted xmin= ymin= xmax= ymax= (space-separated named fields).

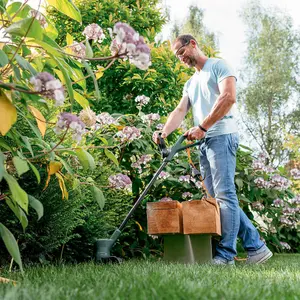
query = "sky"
xmin=162 ymin=0 xmax=300 ymax=73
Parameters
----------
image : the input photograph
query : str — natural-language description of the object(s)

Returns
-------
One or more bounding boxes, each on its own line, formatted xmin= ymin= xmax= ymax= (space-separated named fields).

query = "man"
xmin=153 ymin=34 xmax=272 ymax=265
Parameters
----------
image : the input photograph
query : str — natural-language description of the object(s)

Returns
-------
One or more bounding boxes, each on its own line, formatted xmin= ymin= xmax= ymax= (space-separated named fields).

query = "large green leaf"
xmin=28 ymin=162 xmax=41 ymax=184
xmin=91 ymin=185 xmax=105 ymax=210
xmin=0 ymin=49 xmax=8 ymax=67
xmin=6 ymin=18 xmax=43 ymax=40
xmin=0 ymin=223 xmax=23 ymax=273
xmin=3 ymin=173 xmax=28 ymax=213
xmin=85 ymin=39 xmax=93 ymax=58
xmin=47 ymin=0 xmax=82 ymax=23
xmin=6 ymin=198 xmax=28 ymax=231
xmin=73 ymin=90 xmax=89 ymax=108
xmin=12 ymin=156 xmax=30 ymax=176
xmin=6 ymin=2 xmax=30 ymax=18
xmin=28 ymin=195 xmax=44 ymax=220
xmin=15 ymin=54 xmax=37 ymax=76
xmin=104 ymin=148 xmax=119 ymax=166
xmin=75 ymin=148 xmax=96 ymax=171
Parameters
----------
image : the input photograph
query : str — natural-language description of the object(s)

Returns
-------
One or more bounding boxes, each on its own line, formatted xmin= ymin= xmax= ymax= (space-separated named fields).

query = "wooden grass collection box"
xmin=182 ymin=199 xmax=221 ymax=236
xmin=147 ymin=201 xmax=183 ymax=235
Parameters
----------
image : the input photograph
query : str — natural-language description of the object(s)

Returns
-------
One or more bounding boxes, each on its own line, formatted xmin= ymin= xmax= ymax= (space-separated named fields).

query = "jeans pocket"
xmin=229 ymin=133 xmax=239 ymax=154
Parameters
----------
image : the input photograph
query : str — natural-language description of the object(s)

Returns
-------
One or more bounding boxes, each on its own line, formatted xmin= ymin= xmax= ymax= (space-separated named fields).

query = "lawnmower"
xmin=95 ymin=133 xmax=203 ymax=263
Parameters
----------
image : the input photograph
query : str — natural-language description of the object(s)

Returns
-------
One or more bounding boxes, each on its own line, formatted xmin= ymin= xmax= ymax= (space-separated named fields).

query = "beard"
xmin=185 ymin=56 xmax=197 ymax=67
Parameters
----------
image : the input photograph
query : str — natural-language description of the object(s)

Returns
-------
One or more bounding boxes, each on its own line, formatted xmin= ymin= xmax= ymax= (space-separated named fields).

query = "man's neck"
xmin=195 ymin=56 xmax=208 ymax=72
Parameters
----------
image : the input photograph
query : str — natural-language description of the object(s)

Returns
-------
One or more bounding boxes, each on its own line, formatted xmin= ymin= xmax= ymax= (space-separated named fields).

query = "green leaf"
xmin=91 ymin=185 xmax=105 ymax=209
xmin=0 ymin=223 xmax=23 ymax=273
xmin=85 ymin=39 xmax=93 ymax=58
xmin=15 ymin=54 xmax=37 ymax=76
xmin=28 ymin=162 xmax=41 ymax=184
xmin=6 ymin=198 xmax=28 ymax=231
xmin=3 ymin=173 xmax=28 ymax=213
xmin=66 ymin=33 xmax=73 ymax=45
xmin=73 ymin=90 xmax=89 ymax=108
xmin=47 ymin=0 xmax=82 ymax=23
xmin=0 ymin=139 xmax=12 ymax=151
xmin=83 ymin=61 xmax=100 ymax=100
xmin=6 ymin=18 xmax=43 ymax=40
xmin=44 ymin=20 xmax=58 ymax=40
xmin=27 ymin=38 xmax=62 ymax=58
xmin=104 ymin=148 xmax=119 ymax=166
xmin=0 ymin=49 xmax=9 ymax=67
xmin=52 ymin=57 xmax=74 ymax=105
xmin=235 ymin=178 xmax=244 ymax=190
xmin=12 ymin=156 xmax=29 ymax=176
xmin=21 ymin=136 xmax=33 ymax=157
xmin=28 ymin=195 xmax=44 ymax=220
xmin=75 ymin=148 xmax=96 ymax=171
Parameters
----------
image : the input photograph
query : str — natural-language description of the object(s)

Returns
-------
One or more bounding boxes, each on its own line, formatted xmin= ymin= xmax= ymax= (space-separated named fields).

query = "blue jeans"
xmin=199 ymin=133 xmax=265 ymax=261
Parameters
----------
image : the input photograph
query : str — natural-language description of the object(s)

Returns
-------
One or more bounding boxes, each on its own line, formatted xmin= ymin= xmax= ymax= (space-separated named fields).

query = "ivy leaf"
xmin=0 ymin=223 xmax=23 ymax=273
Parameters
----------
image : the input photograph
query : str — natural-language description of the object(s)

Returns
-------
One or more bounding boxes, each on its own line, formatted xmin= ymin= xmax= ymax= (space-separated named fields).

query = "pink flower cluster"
xmin=279 ymin=241 xmax=291 ymax=250
xmin=141 ymin=113 xmax=160 ymax=124
xmin=110 ymin=22 xmax=151 ymax=70
xmin=108 ymin=173 xmax=132 ymax=191
xmin=182 ymin=192 xmax=193 ymax=199
xmin=54 ymin=112 xmax=86 ymax=142
xmin=251 ymin=201 xmax=264 ymax=211
xmin=273 ymin=198 xmax=285 ymax=207
xmin=131 ymin=154 xmax=152 ymax=173
xmin=254 ymin=175 xmax=291 ymax=191
xmin=83 ymin=23 xmax=105 ymax=43
xmin=116 ymin=126 xmax=141 ymax=143
xmin=158 ymin=171 xmax=170 ymax=180
xmin=156 ymin=123 xmax=164 ymax=130
xmin=159 ymin=197 xmax=173 ymax=202
xmin=30 ymin=72 xmax=65 ymax=106
xmin=70 ymin=42 xmax=86 ymax=58
xmin=96 ymin=112 xmax=118 ymax=127
xmin=135 ymin=95 xmax=150 ymax=107
xmin=290 ymin=168 xmax=300 ymax=180
xmin=179 ymin=175 xmax=202 ymax=189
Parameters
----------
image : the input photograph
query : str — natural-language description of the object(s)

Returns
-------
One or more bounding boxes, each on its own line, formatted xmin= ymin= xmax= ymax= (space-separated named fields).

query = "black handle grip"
xmin=158 ymin=133 xmax=169 ymax=158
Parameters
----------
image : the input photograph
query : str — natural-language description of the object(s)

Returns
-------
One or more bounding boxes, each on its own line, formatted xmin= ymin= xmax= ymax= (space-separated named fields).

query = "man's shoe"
xmin=212 ymin=257 xmax=235 ymax=265
xmin=246 ymin=246 xmax=273 ymax=264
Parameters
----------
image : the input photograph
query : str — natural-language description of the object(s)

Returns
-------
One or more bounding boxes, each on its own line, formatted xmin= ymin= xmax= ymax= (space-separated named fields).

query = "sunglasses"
xmin=175 ymin=40 xmax=191 ymax=58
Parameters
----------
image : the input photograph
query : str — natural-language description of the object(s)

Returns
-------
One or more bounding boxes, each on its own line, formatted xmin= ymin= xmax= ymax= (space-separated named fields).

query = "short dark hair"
xmin=174 ymin=34 xmax=199 ymax=47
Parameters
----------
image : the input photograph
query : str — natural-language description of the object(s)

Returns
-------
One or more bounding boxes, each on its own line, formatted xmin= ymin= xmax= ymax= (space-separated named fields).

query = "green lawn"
xmin=0 ymin=254 xmax=299 ymax=300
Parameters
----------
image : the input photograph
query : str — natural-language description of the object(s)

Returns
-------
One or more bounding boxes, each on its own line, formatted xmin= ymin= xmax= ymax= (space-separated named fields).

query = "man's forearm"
xmin=201 ymin=92 xmax=235 ymax=130
xmin=162 ymin=108 xmax=186 ymax=136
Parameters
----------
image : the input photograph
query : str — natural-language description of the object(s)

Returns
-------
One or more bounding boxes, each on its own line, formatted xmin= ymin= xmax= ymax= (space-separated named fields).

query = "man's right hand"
xmin=152 ymin=131 xmax=167 ymax=144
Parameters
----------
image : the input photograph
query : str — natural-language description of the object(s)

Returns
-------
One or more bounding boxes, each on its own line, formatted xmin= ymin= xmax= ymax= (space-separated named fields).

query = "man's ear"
xmin=190 ymin=39 xmax=197 ymax=48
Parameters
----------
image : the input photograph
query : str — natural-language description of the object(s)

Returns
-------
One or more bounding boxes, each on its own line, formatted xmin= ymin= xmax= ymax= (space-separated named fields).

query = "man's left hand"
xmin=184 ymin=126 xmax=205 ymax=141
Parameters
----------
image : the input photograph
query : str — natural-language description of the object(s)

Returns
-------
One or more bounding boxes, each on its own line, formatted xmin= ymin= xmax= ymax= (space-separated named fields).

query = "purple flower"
xmin=179 ymin=175 xmax=191 ymax=183
xmin=252 ymin=160 xmax=266 ymax=171
xmin=290 ymin=168 xmax=300 ymax=180
xmin=273 ymin=198 xmax=285 ymax=207
xmin=135 ymin=95 xmax=150 ymax=107
xmin=156 ymin=123 xmax=164 ymax=130
xmin=54 ymin=112 xmax=85 ymax=142
xmin=131 ymin=154 xmax=152 ymax=173
xmin=269 ymin=174 xmax=291 ymax=191
xmin=158 ymin=171 xmax=170 ymax=180
xmin=116 ymin=126 xmax=141 ymax=143
xmin=70 ymin=42 xmax=86 ymax=58
xmin=254 ymin=177 xmax=270 ymax=189
xmin=159 ymin=197 xmax=173 ymax=202
xmin=182 ymin=192 xmax=193 ymax=199
xmin=252 ymin=201 xmax=264 ymax=211
xmin=110 ymin=22 xmax=151 ymax=70
xmin=30 ymin=72 xmax=65 ymax=106
xmin=280 ymin=241 xmax=291 ymax=250
xmin=141 ymin=113 xmax=160 ymax=124
xmin=83 ymin=23 xmax=105 ymax=42
xmin=96 ymin=112 xmax=118 ymax=127
xmin=108 ymin=173 xmax=132 ymax=191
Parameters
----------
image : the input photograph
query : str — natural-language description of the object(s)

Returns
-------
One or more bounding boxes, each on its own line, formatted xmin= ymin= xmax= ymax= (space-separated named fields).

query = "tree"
xmin=169 ymin=5 xmax=219 ymax=57
xmin=239 ymin=0 xmax=300 ymax=165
